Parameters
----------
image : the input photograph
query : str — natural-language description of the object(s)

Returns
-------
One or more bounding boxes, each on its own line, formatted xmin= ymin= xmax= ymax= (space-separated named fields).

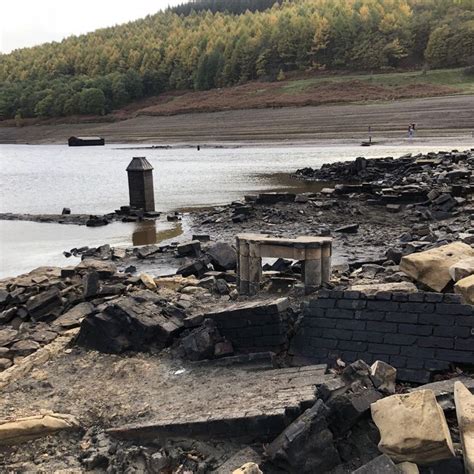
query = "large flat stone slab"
xmin=108 ymin=365 xmax=330 ymax=442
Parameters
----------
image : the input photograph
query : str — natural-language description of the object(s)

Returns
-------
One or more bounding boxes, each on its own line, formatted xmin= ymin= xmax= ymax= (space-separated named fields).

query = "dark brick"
xmin=398 ymin=324 xmax=432 ymax=336
xmin=327 ymin=291 xmax=343 ymax=299
xmin=311 ymin=337 xmax=338 ymax=349
xmin=455 ymin=339 xmax=474 ymax=351
xmin=436 ymin=303 xmax=472 ymax=315
xmin=357 ymin=352 xmax=375 ymax=364
xmin=316 ymin=290 xmax=330 ymax=299
xmin=370 ymin=353 xmax=392 ymax=363
xmin=418 ymin=336 xmax=453 ymax=349
xmin=436 ymin=349 xmax=474 ymax=364
xmin=357 ymin=310 xmax=385 ymax=321
xmin=308 ymin=318 xmax=337 ymax=329
xmin=323 ymin=328 xmax=352 ymax=341
xmin=258 ymin=335 xmax=287 ymax=346
xmin=309 ymin=299 xmax=335 ymax=309
xmin=366 ymin=321 xmax=397 ymax=333
xmin=397 ymin=368 xmax=431 ymax=383
xmin=392 ymin=293 xmax=409 ymax=302
xmin=424 ymin=359 xmax=451 ymax=371
xmin=406 ymin=357 xmax=424 ymax=369
xmin=343 ymin=291 xmax=360 ymax=299
xmin=337 ymin=299 xmax=366 ymax=310
xmin=386 ymin=312 xmax=418 ymax=323
xmin=238 ymin=327 xmax=263 ymax=338
xmin=305 ymin=328 xmax=324 ymax=338
xmin=454 ymin=316 xmax=474 ymax=327
xmin=390 ymin=355 xmax=407 ymax=368
xmin=419 ymin=313 xmax=454 ymax=326
xmin=403 ymin=303 xmax=435 ymax=313
xmin=408 ymin=293 xmax=425 ymax=302
xmin=367 ymin=301 xmax=399 ymax=312
xmin=338 ymin=340 xmax=367 ymax=352
xmin=424 ymin=293 xmax=444 ymax=303
xmin=341 ymin=351 xmax=358 ymax=361
xmin=444 ymin=294 xmax=462 ymax=303
xmin=375 ymin=291 xmax=392 ymax=300
xmin=368 ymin=344 xmax=400 ymax=355
xmin=336 ymin=320 xmax=366 ymax=331
xmin=433 ymin=326 xmax=471 ymax=337
xmin=352 ymin=331 xmax=384 ymax=343
xmin=384 ymin=334 xmax=417 ymax=346
xmin=326 ymin=309 xmax=356 ymax=319
xmin=401 ymin=346 xmax=435 ymax=359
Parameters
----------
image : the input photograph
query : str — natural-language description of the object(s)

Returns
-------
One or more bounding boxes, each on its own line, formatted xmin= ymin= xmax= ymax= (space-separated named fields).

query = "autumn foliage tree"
xmin=0 ymin=0 xmax=472 ymax=119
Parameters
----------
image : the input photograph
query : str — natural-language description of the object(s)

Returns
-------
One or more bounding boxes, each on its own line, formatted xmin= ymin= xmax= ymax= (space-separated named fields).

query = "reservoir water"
xmin=0 ymin=142 xmax=469 ymax=278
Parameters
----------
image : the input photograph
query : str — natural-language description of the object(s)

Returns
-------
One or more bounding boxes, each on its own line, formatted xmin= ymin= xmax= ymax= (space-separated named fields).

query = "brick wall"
xmin=290 ymin=290 xmax=474 ymax=383
xmin=205 ymin=298 xmax=290 ymax=353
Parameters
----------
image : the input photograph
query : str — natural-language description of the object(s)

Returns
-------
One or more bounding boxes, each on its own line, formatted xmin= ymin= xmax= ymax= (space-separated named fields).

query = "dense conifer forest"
xmin=0 ymin=0 xmax=472 ymax=119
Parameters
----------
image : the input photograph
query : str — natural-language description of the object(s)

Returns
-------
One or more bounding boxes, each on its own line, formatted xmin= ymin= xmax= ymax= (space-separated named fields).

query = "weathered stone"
xmin=352 ymin=454 xmax=402 ymax=473
xmin=83 ymin=271 xmax=100 ymax=298
xmin=177 ymin=240 xmax=201 ymax=257
xmin=140 ymin=273 xmax=157 ymax=290
xmin=454 ymin=381 xmax=474 ymax=474
xmin=76 ymin=259 xmax=116 ymax=278
xmin=400 ymin=242 xmax=474 ymax=292
xmin=25 ymin=287 xmax=62 ymax=320
xmin=9 ymin=340 xmax=41 ymax=356
xmin=0 ymin=307 xmax=17 ymax=324
xmin=449 ymin=258 xmax=474 ymax=282
xmin=232 ymin=463 xmax=263 ymax=474
xmin=0 ymin=412 xmax=80 ymax=445
xmin=396 ymin=462 xmax=419 ymax=474
xmin=197 ymin=276 xmax=216 ymax=290
xmin=335 ymin=224 xmax=359 ymax=234
xmin=455 ymin=274 xmax=474 ymax=304
xmin=0 ymin=328 xmax=19 ymax=347
xmin=371 ymin=390 xmax=455 ymax=464
xmin=370 ymin=360 xmax=397 ymax=395
xmin=0 ymin=289 xmax=11 ymax=305
xmin=214 ymin=447 xmax=262 ymax=474
xmin=53 ymin=302 xmax=95 ymax=329
xmin=206 ymin=242 xmax=237 ymax=271
xmin=350 ymin=282 xmax=417 ymax=295
xmin=177 ymin=320 xmax=223 ymax=361
xmin=76 ymin=296 xmax=182 ymax=353
xmin=177 ymin=260 xmax=208 ymax=278
xmin=266 ymin=399 xmax=341 ymax=473
xmin=0 ymin=359 xmax=13 ymax=371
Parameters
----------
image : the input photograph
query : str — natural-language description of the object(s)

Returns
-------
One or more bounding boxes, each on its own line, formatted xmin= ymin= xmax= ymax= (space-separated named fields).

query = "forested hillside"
xmin=0 ymin=0 xmax=473 ymax=120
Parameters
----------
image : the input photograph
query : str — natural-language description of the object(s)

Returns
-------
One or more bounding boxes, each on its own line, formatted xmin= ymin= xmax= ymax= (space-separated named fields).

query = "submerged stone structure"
xmin=126 ymin=157 xmax=155 ymax=212
xmin=236 ymin=234 xmax=332 ymax=295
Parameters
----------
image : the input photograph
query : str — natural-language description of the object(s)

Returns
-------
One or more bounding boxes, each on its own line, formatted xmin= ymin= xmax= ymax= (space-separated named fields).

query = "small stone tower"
xmin=126 ymin=157 xmax=155 ymax=212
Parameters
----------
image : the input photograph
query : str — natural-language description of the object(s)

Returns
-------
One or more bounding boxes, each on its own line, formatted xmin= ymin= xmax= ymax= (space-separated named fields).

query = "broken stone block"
xmin=370 ymin=360 xmax=397 ymax=395
xmin=350 ymin=282 xmax=417 ymax=295
xmin=177 ymin=240 xmax=201 ymax=257
xmin=0 ymin=412 xmax=80 ymax=445
xmin=9 ymin=340 xmax=41 ymax=356
xmin=83 ymin=271 xmax=100 ymax=298
xmin=76 ymin=259 xmax=116 ymax=278
xmin=140 ymin=273 xmax=157 ymax=290
xmin=454 ymin=381 xmax=474 ymax=474
xmin=455 ymin=274 xmax=474 ymax=304
xmin=177 ymin=260 xmax=208 ymax=278
xmin=396 ymin=462 xmax=419 ymax=474
xmin=206 ymin=242 xmax=237 ymax=271
xmin=335 ymin=223 xmax=359 ymax=233
xmin=232 ymin=463 xmax=263 ymax=474
xmin=25 ymin=287 xmax=63 ymax=320
xmin=177 ymin=320 xmax=223 ymax=361
xmin=400 ymin=242 xmax=474 ymax=292
xmin=0 ymin=328 xmax=19 ymax=347
xmin=0 ymin=358 xmax=13 ymax=371
xmin=136 ymin=245 xmax=160 ymax=259
xmin=266 ymin=399 xmax=341 ymax=473
xmin=215 ymin=447 xmax=262 ymax=474
xmin=53 ymin=302 xmax=94 ymax=329
xmin=371 ymin=390 xmax=455 ymax=464
xmin=449 ymin=258 xmax=474 ymax=282
xmin=76 ymin=296 xmax=182 ymax=353
xmin=352 ymin=454 xmax=402 ymax=473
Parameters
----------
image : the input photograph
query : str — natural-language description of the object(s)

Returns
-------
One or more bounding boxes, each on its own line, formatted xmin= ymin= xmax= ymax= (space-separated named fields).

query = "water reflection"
xmin=132 ymin=219 xmax=183 ymax=246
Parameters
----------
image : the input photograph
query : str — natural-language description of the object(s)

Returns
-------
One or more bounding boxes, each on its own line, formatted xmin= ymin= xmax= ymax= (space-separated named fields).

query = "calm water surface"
xmin=0 ymin=143 xmax=462 ymax=277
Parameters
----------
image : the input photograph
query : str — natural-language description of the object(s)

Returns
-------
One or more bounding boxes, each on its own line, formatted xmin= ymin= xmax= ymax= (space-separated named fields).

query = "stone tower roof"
xmin=126 ymin=157 xmax=154 ymax=172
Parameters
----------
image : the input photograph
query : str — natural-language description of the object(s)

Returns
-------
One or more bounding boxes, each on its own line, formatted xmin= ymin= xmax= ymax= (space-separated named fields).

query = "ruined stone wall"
xmin=205 ymin=299 xmax=290 ymax=353
xmin=290 ymin=290 xmax=474 ymax=383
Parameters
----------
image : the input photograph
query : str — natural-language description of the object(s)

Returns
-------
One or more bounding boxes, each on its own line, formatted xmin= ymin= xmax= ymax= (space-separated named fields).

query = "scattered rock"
xmin=206 ymin=242 xmax=237 ymax=271
xmin=53 ymin=302 xmax=95 ymax=329
xmin=335 ymin=224 xmax=359 ymax=234
xmin=371 ymin=390 xmax=455 ymax=464
xmin=140 ymin=273 xmax=157 ymax=290
xmin=177 ymin=240 xmax=201 ymax=257
xmin=370 ymin=360 xmax=396 ymax=395
xmin=83 ymin=271 xmax=100 ymax=298
xmin=352 ymin=454 xmax=402 ymax=473
xmin=25 ymin=287 xmax=63 ymax=320
xmin=454 ymin=381 xmax=474 ymax=474
xmin=449 ymin=258 xmax=474 ymax=282
xmin=455 ymin=274 xmax=474 ymax=304
xmin=400 ymin=242 xmax=474 ymax=292
xmin=232 ymin=462 xmax=263 ymax=474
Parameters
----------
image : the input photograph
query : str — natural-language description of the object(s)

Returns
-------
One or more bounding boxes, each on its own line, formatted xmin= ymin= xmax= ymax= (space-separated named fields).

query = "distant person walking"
xmin=408 ymin=124 xmax=414 ymax=139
